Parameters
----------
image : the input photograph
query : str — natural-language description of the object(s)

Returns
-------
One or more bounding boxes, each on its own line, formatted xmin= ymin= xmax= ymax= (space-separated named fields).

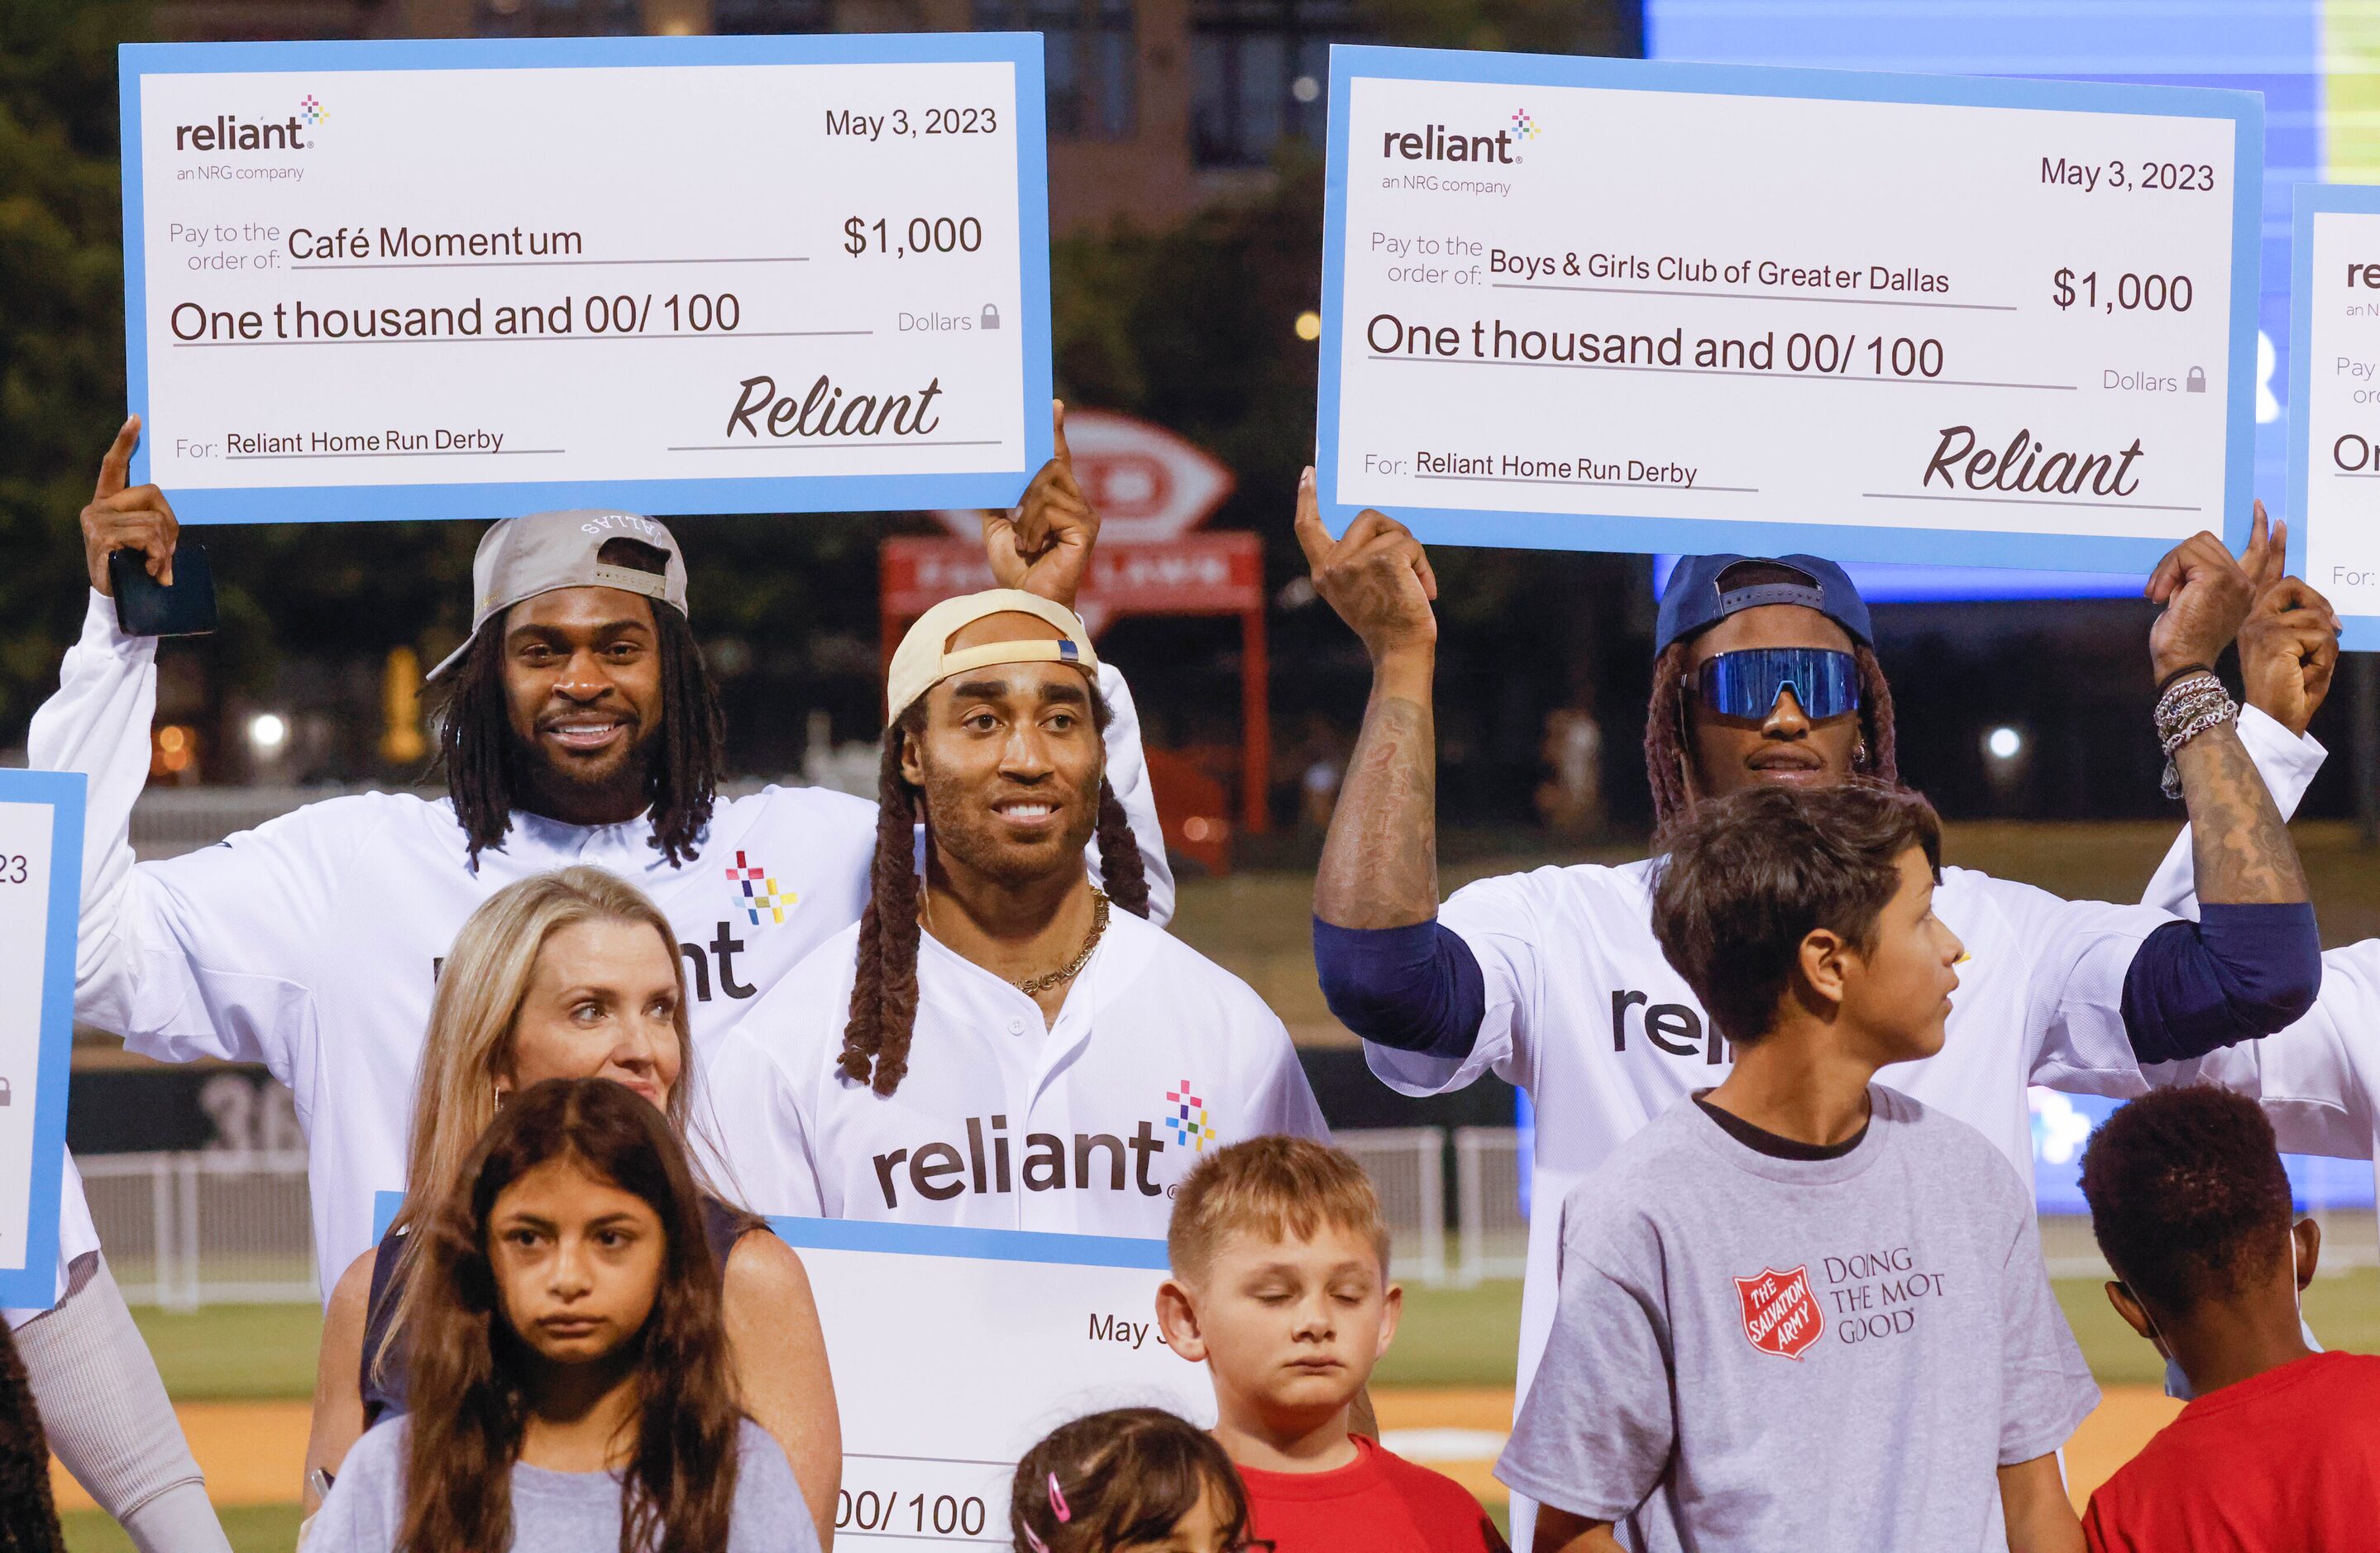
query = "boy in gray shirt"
xmin=1499 ymin=782 xmax=2097 ymax=1553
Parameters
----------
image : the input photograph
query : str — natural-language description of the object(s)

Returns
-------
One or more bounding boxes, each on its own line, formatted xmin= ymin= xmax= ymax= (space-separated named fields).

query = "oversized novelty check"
xmin=119 ymin=34 xmax=1053 ymax=524
xmin=2288 ymin=184 xmax=2380 ymax=651
xmin=774 ymin=1218 xmax=1212 ymax=1549
xmin=0 ymin=772 xmax=84 ymax=1309
xmin=1317 ymin=47 xmax=2263 ymax=571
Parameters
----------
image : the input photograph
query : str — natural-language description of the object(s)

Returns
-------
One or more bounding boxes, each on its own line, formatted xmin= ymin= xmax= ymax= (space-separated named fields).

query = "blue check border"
xmin=117 ymin=33 xmax=1055 ymax=526
xmin=1317 ymin=44 xmax=2263 ymax=572
xmin=769 ymin=1214 xmax=1173 ymax=1270
xmin=2287 ymin=183 xmax=2380 ymax=653
xmin=0 ymin=771 xmax=87 ymax=1308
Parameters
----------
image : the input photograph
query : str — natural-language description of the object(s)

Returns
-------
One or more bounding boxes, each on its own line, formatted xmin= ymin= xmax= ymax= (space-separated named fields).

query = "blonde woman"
xmin=300 ymin=867 xmax=839 ymax=1546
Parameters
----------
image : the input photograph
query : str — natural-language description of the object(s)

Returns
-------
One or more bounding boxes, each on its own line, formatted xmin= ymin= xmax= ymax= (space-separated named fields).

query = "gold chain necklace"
xmin=1016 ymin=891 xmax=1111 ymax=996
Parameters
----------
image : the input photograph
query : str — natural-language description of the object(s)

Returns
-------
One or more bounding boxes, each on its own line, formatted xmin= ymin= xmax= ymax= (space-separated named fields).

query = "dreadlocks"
xmin=428 ymin=543 xmax=724 ymax=868
xmin=1643 ymin=638 xmax=1898 ymax=827
xmin=839 ymin=692 xmax=1149 ymax=1097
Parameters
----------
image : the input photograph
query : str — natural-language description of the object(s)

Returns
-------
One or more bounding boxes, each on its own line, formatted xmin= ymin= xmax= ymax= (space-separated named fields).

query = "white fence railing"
xmin=1336 ymin=1127 xmax=1447 ymax=1288
xmin=1455 ymin=1126 xmax=1530 ymax=1287
xmin=81 ymin=1150 xmax=318 ymax=1309
xmin=108 ymin=1125 xmax=2368 ymax=1307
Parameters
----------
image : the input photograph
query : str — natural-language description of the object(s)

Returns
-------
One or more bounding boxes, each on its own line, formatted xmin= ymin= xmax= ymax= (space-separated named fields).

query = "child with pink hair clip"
xmin=1010 ymin=1408 xmax=1262 ymax=1553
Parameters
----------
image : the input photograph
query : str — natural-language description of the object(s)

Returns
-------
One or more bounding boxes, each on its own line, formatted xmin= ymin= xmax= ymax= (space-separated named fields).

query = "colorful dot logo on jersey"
xmin=298 ymin=94 xmax=329 ymax=127
xmin=1509 ymin=109 xmax=1537 ymax=141
xmin=724 ymin=850 xmax=796 ymax=926
xmin=1163 ymin=1081 xmax=1214 ymax=1152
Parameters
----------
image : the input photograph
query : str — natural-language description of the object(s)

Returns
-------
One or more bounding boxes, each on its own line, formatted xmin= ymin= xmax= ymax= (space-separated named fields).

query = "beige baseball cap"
xmin=426 ymin=510 xmax=690 ymax=681
xmin=887 ymin=590 xmax=1100 ymax=722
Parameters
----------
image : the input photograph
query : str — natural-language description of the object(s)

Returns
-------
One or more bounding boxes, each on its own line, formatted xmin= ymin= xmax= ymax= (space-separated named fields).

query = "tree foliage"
xmin=0 ymin=0 xmax=146 ymax=740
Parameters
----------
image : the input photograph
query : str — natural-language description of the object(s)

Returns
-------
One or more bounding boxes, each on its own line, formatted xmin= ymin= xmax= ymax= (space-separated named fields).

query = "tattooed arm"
xmin=1293 ymin=470 xmax=1443 ymax=929
xmin=1291 ymin=473 xmax=1498 ymax=1062
xmin=2148 ymin=510 xmax=2311 ymax=906
xmin=2108 ymin=512 xmax=2323 ymax=1068
xmin=2171 ymin=722 xmax=2311 ymax=904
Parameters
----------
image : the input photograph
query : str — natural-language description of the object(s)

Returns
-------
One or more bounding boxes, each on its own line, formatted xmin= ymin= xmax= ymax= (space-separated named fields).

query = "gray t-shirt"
xmin=310 ymin=1416 xmax=819 ymax=1553
xmin=1497 ymin=1085 xmax=2096 ymax=1553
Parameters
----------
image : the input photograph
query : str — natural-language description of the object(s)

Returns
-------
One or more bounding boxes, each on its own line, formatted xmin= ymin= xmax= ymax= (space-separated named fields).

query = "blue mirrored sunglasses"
xmin=1692 ymin=647 xmax=1861 ymax=723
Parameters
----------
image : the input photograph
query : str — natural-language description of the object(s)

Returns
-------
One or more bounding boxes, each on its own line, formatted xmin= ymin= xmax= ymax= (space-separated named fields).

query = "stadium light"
xmin=1986 ymin=725 xmax=2023 ymax=761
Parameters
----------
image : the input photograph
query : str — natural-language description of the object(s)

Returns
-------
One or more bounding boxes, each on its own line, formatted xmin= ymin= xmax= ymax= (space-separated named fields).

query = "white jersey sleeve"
xmin=2137 ymin=705 xmax=2328 ymax=920
xmin=1092 ymin=662 xmax=1175 ymax=928
xmin=2163 ymin=944 xmax=2380 ymax=1160
xmin=1362 ymin=867 xmax=1557 ymax=1099
xmin=689 ymin=1022 xmax=828 ymax=1220
xmin=28 ymin=593 xmax=363 ymax=1083
xmin=1951 ymin=869 xmax=2172 ymax=1097
xmin=29 ymin=595 xmax=160 ymax=1019
xmin=1239 ymin=999 xmax=1332 ymax=1144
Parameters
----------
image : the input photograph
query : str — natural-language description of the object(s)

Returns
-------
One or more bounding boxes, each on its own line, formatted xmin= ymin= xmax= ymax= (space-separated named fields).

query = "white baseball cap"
xmin=427 ymin=510 xmax=689 ymax=681
xmin=887 ymin=590 xmax=1100 ymax=722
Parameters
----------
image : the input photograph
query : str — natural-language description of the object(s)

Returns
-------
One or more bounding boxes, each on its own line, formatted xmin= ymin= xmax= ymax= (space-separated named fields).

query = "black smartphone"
xmin=109 ymin=542 xmax=217 ymax=638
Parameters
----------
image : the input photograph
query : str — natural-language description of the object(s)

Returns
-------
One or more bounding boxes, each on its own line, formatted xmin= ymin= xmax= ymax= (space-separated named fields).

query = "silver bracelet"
xmin=2155 ymin=670 xmax=2237 ymax=799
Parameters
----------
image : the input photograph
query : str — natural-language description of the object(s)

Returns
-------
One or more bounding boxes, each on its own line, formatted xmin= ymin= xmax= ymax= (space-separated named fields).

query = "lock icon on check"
xmin=981 ymin=304 xmax=1001 ymax=331
xmin=0 ymin=1076 xmax=12 ymax=1106
xmin=2186 ymin=366 xmax=2206 ymax=394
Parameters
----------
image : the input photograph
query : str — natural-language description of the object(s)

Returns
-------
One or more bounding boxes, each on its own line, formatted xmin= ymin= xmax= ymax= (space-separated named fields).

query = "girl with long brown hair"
xmin=302 ymin=867 xmax=837 ymax=1545
xmin=307 ymin=1077 xmax=817 ymax=1553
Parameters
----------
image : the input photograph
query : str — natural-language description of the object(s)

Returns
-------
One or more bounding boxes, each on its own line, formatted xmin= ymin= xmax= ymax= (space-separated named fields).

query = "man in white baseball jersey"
xmin=31 ymin=409 xmax=1172 ymax=1303
xmin=706 ymin=589 xmax=1326 ymax=1234
xmin=2131 ymin=595 xmax=2380 ymax=1254
xmin=1291 ymin=478 xmax=2331 ymax=1547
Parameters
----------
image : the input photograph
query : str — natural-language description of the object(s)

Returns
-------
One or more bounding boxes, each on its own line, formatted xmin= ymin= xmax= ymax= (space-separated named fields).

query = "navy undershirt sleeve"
xmin=2120 ymin=901 xmax=2322 ymax=1064
xmin=1312 ymin=917 xmax=1489 ymax=1062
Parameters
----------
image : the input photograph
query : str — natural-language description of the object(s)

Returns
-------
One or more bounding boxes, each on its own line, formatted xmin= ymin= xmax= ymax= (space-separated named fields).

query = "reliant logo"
xmin=1611 ymin=987 xmax=1729 ymax=1064
xmin=1379 ymin=121 xmax=1520 ymax=164
xmin=724 ymin=373 xmax=945 ymax=442
xmin=870 ymin=1112 xmax=1174 ymax=1209
xmin=174 ymin=93 xmax=325 ymax=152
xmin=1922 ymin=424 xmax=2145 ymax=499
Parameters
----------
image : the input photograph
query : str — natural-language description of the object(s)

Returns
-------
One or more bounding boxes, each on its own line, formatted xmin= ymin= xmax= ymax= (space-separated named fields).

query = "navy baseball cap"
xmin=1655 ymin=554 xmax=1874 ymax=654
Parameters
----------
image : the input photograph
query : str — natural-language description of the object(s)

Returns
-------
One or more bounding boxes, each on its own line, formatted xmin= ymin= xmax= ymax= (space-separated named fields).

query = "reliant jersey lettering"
xmin=701 ymin=910 xmax=1329 ymax=1240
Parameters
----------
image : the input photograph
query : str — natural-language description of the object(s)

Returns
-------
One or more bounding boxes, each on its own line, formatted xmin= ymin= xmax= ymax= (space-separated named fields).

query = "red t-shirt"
xmin=2083 ymin=1350 xmax=2380 ymax=1553
xmin=1236 ymin=1435 xmax=1508 ymax=1553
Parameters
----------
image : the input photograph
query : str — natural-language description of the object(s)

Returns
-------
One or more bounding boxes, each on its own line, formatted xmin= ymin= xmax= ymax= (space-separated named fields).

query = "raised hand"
xmin=1291 ymin=467 xmax=1438 ymax=665
xmin=2234 ymin=514 xmax=2343 ymax=737
xmin=985 ymin=399 xmax=1096 ymax=609
xmin=2144 ymin=504 xmax=2263 ymax=684
xmin=1299 ymin=470 xmax=1442 ymax=929
xmin=81 ymin=416 xmax=179 ymax=598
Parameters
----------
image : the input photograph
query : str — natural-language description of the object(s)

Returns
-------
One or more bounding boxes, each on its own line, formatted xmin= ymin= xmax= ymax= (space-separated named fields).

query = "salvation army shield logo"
xmin=1735 ymin=1265 xmax=1823 ymax=1359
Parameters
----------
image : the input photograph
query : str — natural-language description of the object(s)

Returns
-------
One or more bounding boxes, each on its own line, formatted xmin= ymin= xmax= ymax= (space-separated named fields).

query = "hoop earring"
xmin=1852 ymin=739 xmax=1870 ymax=769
